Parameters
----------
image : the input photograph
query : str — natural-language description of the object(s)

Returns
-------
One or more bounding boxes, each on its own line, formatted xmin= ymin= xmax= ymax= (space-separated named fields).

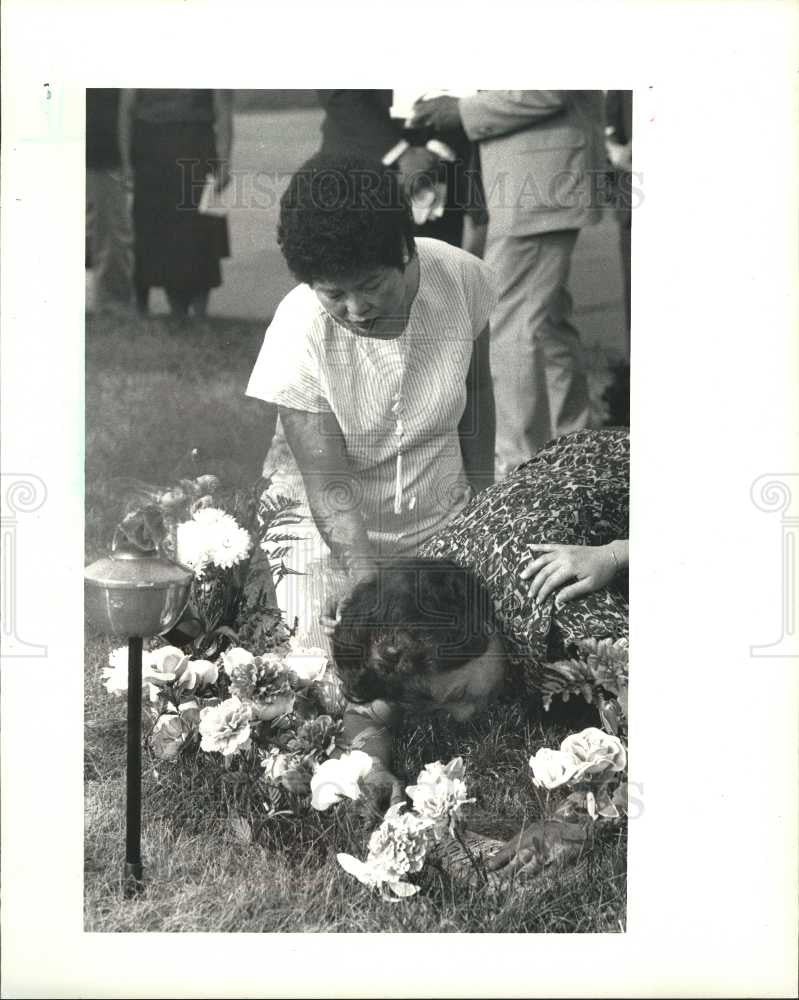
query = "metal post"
xmin=124 ymin=636 xmax=144 ymax=896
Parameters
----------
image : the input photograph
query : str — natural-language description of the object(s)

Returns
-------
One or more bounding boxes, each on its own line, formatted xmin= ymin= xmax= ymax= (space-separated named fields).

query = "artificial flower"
xmin=174 ymin=658 xmax=218 ymax=692
xmin=176 ymin=518 xmax=211 ymax=576
xmin=198 ymin=697 xmax=252 ymax=756
xmin=176 ymin=697 xmax=201 ymax=725
xmin=284 ymin=642 xmax=328 ymax=687
xmin=291 ymin=715 xmax=340 ymax=758
xmin=150 ymin=712 xmax=188 ymax=761
xmin=250 ymin=691 xmax=295 ymax=721
xmin=261 ymin=748 xmax=292 ymax=783
xmin=101 ymin=644 xmax=181 ymax=698
xmin=337 ymin=803 xmax=434 ymax=898
xmin=221 ymin=646 xmax=255 ymax=672
xmin=101 ymin=646 xmax=132 ymax=695
xmin=404 ymin=757 xmax=474 ymax=835
xmin=336 ymin=853 xmax=419 ymax=899
xmin=559 ymin=727 xmax=627 ymax=781
xmin=193 ymin=474 xmax=220 ymax=494
xmin=147 ymin=645 xmax=186 ymax=673
xmin=207 ymin=518 xmax=251 ymax=570
xmin=222 ymin=647 xmax=258 ymax=699
xmin=367 ymin=802 xmax=434 ymax=874
xmin=143 ymin=645 xmax=188 ymax=701
xmin=191 ymin=507 xmax=251 ymax=570
xmin=310 ymin=750 xmax=372 ymax=810
xmin=261 ymin=749 xmax=310 ymax=794
xmin=529 ymin=747 xmax=581 ymax=789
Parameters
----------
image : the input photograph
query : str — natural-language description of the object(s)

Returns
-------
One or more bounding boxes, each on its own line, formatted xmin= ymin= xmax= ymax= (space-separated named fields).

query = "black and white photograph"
xmin=83 ymin=87 xmax=632 ymax=933
xmin=2 ymin=1 xmax=798 ymax=997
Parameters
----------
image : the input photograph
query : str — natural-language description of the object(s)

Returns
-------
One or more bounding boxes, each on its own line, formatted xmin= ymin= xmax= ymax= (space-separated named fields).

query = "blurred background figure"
xmin=604 ymin=90 xmax=633 ymax=363
xmin=316 ymin=89 xmax=487 ymax=256
xmin=119 ymin=89 xmax=233 ymax=320
xmin=86 ymin=88 xmax=133 ymax=315
xmin=411 ymin=91 xmax=606 ymax=479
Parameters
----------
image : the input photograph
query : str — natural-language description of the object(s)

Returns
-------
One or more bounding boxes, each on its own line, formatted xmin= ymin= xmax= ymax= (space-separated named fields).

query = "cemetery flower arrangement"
xmin=101 ymin=467 xmax=349 ymax=812
xmin=103 ymin=639 xmax=347 ymax=798
xmin=528 ymin=726 xmax=628 ymax=821
xmin=97 ymin=467 xmax=629 ymax=902
xmin=110 ymin=464 xmax=304 ymax=660
xmin=335 ymin=757 xmax=475 ymax=899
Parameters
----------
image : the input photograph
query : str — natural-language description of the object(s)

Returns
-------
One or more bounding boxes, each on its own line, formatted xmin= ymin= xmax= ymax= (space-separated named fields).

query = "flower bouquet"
xmin=108 ymin=460 xmax=305 ymax=659
xmin=529 ymin=726 xmax=628 ymax=822
xmin=100 ymin=464 xmax=352 ymax=815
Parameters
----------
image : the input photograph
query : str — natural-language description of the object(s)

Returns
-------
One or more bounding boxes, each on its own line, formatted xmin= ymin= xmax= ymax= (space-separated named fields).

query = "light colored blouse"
xmin=245 ymin=238 xmax=498 ymax=555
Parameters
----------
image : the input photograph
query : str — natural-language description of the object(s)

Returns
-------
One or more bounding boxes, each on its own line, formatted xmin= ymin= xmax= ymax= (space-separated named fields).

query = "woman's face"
xmin=312 ymin=263 xmax=412 ymax=338
xmin=412 ymin=634 xmax=508 ymax=723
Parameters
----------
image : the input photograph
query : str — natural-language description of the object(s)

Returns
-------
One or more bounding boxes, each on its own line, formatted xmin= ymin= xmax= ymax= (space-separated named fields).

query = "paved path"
xmin=116 ymin=108 xmax=627 ymax=359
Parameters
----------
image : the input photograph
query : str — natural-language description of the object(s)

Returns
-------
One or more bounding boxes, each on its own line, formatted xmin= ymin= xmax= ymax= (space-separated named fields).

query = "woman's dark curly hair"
xmin=277 ymin=153 xmax=416 ymax=286
xmin=331 ymin=558 xmax=498 ymax=706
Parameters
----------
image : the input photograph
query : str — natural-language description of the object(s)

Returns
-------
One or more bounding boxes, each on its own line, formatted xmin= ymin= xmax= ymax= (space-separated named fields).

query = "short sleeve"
xmin=245 ymin=287 xmax=333 ymax=413
xmin=459 ymin=253 xmax=499 ymax=339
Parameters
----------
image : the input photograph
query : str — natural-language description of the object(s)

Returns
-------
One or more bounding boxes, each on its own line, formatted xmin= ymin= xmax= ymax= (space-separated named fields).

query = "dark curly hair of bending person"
xmin=277 ymin=153 xmax=416 ymax=286
xmin=331 ymin=558 xmax=499 ymax=706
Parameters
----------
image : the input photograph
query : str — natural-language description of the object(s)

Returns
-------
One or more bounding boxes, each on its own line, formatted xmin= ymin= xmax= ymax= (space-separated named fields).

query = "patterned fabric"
xmin=246 ymin=237 xmax=499 ymax=555
xmin=419 ymin=428 xmax=629 ymax=694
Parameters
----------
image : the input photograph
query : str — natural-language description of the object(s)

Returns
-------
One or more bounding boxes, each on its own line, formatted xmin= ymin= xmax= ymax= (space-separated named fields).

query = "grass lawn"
xmin=84 ymin=310 xmax=627 ymax=933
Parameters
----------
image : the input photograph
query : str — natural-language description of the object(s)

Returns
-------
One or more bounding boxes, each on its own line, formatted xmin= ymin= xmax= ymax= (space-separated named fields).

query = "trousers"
xmin=86 ymin=168 xmax=133 ymax=311
xmin=485 ymin=228 xmax=590 ymax=479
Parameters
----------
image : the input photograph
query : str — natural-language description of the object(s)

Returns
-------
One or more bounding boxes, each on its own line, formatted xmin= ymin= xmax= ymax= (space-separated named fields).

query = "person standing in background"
xmin=605 ymin=90 xmax=633 ymax=363
xmin=86 ymin=88 xmax=133 ymax=315
xmin=411 ymin=91 xmax=606 ymax=479
xmin=316 ymin=90 xmax=487 ymax=254
xmin=119 ymin=89 xmax=233 ymax=320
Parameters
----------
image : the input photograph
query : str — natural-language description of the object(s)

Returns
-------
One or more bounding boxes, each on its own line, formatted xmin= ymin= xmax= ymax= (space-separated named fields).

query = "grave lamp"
xmin=84 ymin=534 xmax=193 ymax=895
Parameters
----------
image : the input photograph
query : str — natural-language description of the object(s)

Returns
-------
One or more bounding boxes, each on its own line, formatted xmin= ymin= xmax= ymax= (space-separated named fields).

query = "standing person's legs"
xmin=536 ymin=229 xmax=590 ymax=441
xmin=87 ymin=168 xmax=133 ymax=312
xmin=190 ymin=291 xmax=210 ymax=318
xmin=485 ymin=232 xmax=557 ymax=479
xmin=165 ymin=288 xmax=191 ymax=319
xmin=617 ymin=178 xmax=632 ymax=362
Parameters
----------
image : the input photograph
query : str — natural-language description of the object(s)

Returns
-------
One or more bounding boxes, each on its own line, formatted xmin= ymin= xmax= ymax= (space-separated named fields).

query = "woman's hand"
xmin=485 ymin=818 xmax=591 ymax=877
xmin=521 ymin=542 xmax=625 ymax=607
xmin=358 ymin=763 xmax=405 ymax=821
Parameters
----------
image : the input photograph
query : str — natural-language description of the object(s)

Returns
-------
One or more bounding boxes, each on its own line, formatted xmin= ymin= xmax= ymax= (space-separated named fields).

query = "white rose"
xmin=284 ymin=645 xmax=328 ymax=687
xmin=559 ymin=727 xmax=627 ymax=781
xmin=174 ymin=658 xmax=218 ymax=692
xmin=310 ymin=751 xmax=372 ymax=811
xmin=529 ymin=748 xmax=581 ymax=789
xmin=221 ymin=646 xmax=256 ymax=672
xmin=145 ymin=645 xmax=186 ymax=674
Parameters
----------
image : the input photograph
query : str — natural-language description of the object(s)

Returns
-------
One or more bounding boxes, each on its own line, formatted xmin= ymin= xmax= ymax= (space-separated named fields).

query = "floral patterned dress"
xmin=419 ymin=428 xmax=629 ymax=703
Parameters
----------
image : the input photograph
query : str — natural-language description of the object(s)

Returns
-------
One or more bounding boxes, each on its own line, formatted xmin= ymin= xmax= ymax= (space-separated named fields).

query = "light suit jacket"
xmin=459 ymin=90 xmax=606 ymax=235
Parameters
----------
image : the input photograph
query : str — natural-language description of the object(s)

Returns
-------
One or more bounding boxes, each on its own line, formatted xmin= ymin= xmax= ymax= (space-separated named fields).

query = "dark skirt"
xmin=132 ymin=120 xmax=229 ymax=294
